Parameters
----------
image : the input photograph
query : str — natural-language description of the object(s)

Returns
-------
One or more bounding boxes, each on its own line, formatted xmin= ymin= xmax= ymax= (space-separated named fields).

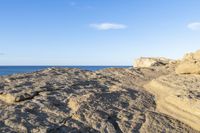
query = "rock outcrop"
xmin=176 ymin=50 xmax=200 ymax=74
xmin=143 ymin=50 xmax=200 ymax=131
xmin=134 ymin=57 xmax=171 ymax=68
xmin=144 ymin=74 xmax=200 ymax=131
xmin=0 ymin=50 xmax=200 ymax=133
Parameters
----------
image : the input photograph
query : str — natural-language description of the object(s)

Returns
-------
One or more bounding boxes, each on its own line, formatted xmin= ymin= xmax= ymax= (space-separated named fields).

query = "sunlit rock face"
xmin=176 ymin=50 xmax=200 ymax=74
xmin=143 ymin=49 xmax=200 ymax=131
xmin=144 ymin=74 xmax=200 ymax=131
xmin=134 ymin=57 xmax=172 ymax=68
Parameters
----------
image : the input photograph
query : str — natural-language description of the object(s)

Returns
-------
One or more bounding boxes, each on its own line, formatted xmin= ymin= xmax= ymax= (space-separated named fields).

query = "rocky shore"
xmin=0 ymin=50 xmax=200 ymax=133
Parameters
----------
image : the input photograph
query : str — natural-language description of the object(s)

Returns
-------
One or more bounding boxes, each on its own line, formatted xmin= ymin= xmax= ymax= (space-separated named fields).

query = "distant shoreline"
xmin=0 ymin=66 xmax=131 ymax=76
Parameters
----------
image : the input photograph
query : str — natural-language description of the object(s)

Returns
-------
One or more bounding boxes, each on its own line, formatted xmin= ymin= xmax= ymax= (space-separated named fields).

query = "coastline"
xmin=0 ymin=50 xmax=200 ymax=132
xmin=0 ymin=66 xmax=131 ymax=76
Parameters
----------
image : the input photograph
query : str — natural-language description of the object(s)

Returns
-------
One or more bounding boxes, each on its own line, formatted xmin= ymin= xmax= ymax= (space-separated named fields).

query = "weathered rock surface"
xmin=134 ymin=57 xmax=172 ymax=68
xmin=143 ymin=50 xmax=200 ymax=131
xmin=0 ymin=50 xmax=200 ymax=133
xmin=144 ymin=74 xmax=200 ymax=131
xmin=0 ymin=66 xmax=198 ymax=133
xmin=176 ymin=50 xmax=200 ymax=74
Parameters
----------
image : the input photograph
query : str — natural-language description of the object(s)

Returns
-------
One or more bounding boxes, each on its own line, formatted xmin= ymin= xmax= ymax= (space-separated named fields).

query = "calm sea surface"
xmin=0 ymin=66 xmax=130 ymax=76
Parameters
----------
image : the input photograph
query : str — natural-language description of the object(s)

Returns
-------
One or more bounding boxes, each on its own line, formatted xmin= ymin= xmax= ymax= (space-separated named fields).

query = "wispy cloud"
xmin=187 ymin=22 xmax=200 ymax=31
xmin=90 ymin=23 xmax=127 ymax=30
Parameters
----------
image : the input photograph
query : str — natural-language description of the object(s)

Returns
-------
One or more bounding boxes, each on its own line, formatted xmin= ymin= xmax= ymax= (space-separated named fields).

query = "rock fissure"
xmin=107 ymin=116 xmax=123 ymax=133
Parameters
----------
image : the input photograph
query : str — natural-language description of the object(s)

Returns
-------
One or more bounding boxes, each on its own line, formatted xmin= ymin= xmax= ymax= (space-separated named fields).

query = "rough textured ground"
xmin=144 ymin=74 xmax=200 ymax=131
xmin=0 ymin=65 xmax=198 ymax=133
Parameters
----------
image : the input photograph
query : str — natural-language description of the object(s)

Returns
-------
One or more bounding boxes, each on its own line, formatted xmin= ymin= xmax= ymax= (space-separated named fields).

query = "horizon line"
xmin=0 ymin=65 xmax=132 ymax=66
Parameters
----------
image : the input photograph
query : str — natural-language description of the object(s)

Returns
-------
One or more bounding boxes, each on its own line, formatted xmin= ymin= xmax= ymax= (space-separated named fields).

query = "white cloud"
xmin=90 ymin=23 xmax=127 ymax=30
xmin=187 ymin=22 xmax=200 ymax=31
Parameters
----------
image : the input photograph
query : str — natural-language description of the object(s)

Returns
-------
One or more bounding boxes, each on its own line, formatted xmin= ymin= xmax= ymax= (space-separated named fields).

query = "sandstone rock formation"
xmin=144 ymin=74 xmax=200 ymax=131
xmin=0 ymin=50 xmax=199 ymax=133
xmin=176 ymin=50 xmax=200 ymax=74
xmin=142 ymin=50 xmax=200 ymax=131
xmin=134 ymin=57 xmax=171 ymax=68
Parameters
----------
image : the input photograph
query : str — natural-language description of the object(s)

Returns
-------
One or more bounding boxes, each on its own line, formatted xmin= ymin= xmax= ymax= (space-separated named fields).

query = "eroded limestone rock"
xmin=144 ymin=74 xmax=200 ymax=131
xmin=176 ymin=50 xmax=200 ymax=74
xmin=134 ymin=57 xmax=171 ymax=68
xmin=0 ymin=65 xmax=198 ymax=132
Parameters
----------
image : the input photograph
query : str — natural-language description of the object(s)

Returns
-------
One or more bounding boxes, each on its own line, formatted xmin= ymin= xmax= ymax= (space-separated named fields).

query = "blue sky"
xmin=0 ymin=0 xmax=200 ymax=65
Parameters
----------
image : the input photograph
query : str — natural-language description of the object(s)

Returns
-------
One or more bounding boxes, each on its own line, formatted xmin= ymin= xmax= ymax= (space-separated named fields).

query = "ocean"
xmin=0 ymin=66 xmax=130 ymax=76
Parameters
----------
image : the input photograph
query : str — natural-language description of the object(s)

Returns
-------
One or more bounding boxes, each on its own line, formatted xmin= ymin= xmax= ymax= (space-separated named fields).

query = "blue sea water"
xmin=0 ymin=66 xmax=130 ymax=76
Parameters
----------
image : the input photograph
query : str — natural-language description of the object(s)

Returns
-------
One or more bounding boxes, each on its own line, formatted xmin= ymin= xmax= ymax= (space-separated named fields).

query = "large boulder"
xmin=176 ymin=50 xmax=200 ymax=74
xmin=134 ymin=57 xmax=171 ymax=68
